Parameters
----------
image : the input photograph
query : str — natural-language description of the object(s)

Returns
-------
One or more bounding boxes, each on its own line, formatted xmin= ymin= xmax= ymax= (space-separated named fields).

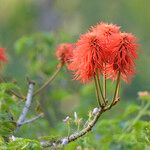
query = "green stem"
xmin=110 ymin=72 xmax=121 ymax=106
xmin=67 ymin=123 xmax=71 ymax=137
xmin=96 ymin=72 xmax=106 ymax=105
xmin=94 ymin=76 xmax=102 ymax=107
xmin=0 ymin=75 xmax=25 ymax=99
xmin=77 ymin=123 xmax=80 ymax=132
xmin=33 ymin=63 xmax=63 ymax=97
xmin=126 ymin=101 xmax=150 ymax=131
xmin=103 ymin=63 xmax=106 ymax=100
xmin=119 ymin=101 xmax=150 ymax=141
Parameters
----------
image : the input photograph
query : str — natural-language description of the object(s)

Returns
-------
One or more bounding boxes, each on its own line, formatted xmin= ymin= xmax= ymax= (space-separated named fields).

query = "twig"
xmin=8 ymin=90 xmax=25 ymax=100
xmin=19 ymin=114 xmax=44 ymax=126
xmin=17 ymin=81 xmax=35 ymax=126
xmin=0 ymin=75 xmax=25 ymax=99
xmin=41 ymin=100 xmax=120 ymax=148
xmin=0 ymin=63 xmax=63 ymax=100
xmin=33 ymin=63 xmax=63 ymax=97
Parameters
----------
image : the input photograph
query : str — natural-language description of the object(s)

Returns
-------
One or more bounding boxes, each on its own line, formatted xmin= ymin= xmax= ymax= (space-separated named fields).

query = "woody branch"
xmin=41 ymin=74 xmax=121 ymax=148
xmin=41 ymin=98 xmax=120 ymax=148
xmin=16 ymin=64 xmax=62 ymax=127
xmin=17 ymin=81 xmax=35 ymax=127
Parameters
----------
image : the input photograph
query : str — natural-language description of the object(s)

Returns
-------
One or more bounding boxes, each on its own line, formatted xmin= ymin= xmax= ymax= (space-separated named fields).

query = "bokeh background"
xmin=0 ymin=0 xmax=150 ymax=149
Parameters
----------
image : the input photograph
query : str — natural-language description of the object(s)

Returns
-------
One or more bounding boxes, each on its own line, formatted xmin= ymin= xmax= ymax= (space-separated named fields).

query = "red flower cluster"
xmin=68 ymin=32 xmax=106 ymax=83
xmin=68 ymin=22 xmax=138 ymax=83
xmin=106 ymin=33 xmax=138 ymax=82
xmin=0 ymin=48 xmax=7 ymax=62
xmin=56 ymin=43 xmax=75 ymax=64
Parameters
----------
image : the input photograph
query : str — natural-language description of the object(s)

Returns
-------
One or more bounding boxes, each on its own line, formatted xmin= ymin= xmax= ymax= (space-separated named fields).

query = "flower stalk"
xmin=33 ymin=62 xmax=64 ymax=97
xmin=96 ymin=72 xmax=106 ymax=106
xmin=103 ymin=63 xmax=107 ymax=100
xmin=94 ymin=76 xmax=102 ymax=107
xmin=110 ymin=71 xmax=121 ymax=107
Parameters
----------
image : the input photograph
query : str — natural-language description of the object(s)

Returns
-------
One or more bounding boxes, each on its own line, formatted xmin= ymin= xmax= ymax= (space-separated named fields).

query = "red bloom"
xmin=0 ymin=48 xmax=7 ymax=62
xmin=91 ymin=22 xmax=121 ymax=63
xmin=91 ymin=22 xmax=120 ymax=37
xmin=56 ymin=43 xmax=75 ymax=64
xmin=68 ymin=32 xmax=106 ymax=83
xmin=68 ymin=22 xmax=138 ymax=83
xmin=106 ymin=32 xmax=138 ymax=82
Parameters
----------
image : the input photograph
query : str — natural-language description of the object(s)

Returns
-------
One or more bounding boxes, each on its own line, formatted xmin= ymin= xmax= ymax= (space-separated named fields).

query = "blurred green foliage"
xmin=0 ymin=80 xmax=149 ymax=149
xmin=0 ymin=0 xmax=150 ymax=149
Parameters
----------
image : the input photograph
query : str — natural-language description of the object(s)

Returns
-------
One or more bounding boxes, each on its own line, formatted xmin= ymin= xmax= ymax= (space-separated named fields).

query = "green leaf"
xmin=0 ymin=83 xmax=19 ymax=92
xmin=7 ymin=138 xmax=43 ymax=150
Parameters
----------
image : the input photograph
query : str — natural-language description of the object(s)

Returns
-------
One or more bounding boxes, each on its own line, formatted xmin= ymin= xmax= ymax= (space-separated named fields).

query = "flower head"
xmin=68 ymin=22 xmax=138 ymax=83
xmin=106 ymin=32 xmax=138 ymax=82
xmin=68 ymin=32 xmax=106 ymax=83
xmin=138 ymin=91 xmax=150 ymax=98
xmin=0 ymin=48 xmax=7 ymax=62
xmin=56 ymin=43 xmax=74 ymax=64
xmin=91 ymin=22 xmax=120 ymax=37
xmin=91 ymin=22 xmax=121 ymax=63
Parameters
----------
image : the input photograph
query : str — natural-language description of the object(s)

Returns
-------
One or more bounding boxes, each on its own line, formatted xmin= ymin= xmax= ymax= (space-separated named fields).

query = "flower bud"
xmin=138 ymin=91 xmax=150 ymax=98
xmin=61 ymin=138 xmax=68 ymax=146
xmin=74 ymin=112 xmax=78 ymax=120
xmin=63 ymin=116 xmax=70 ymax=123
xmin=9 ymin=135 xmax=16 ymax=141
xmin=92 ymin=107 xmax=100 ymax=116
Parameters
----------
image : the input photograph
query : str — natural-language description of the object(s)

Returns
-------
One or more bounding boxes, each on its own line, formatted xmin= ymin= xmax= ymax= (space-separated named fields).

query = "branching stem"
xmin=41 ymin=99 xmax=120 ymax=148
xmin=0 ymin=63 xmax=63 ymax=100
